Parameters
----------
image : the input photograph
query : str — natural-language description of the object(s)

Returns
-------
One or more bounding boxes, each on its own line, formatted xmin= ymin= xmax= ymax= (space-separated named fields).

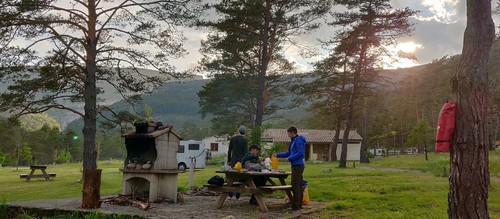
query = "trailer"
xmin=177 ymin=140 xmax=207 ymax=170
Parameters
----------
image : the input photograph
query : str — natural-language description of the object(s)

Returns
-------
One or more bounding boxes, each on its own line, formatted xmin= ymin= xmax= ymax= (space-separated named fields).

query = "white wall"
xmin=202 ymin=136 xmax=229 ymax=158
xmin=335 ymin=142 xmax=362 ymax=161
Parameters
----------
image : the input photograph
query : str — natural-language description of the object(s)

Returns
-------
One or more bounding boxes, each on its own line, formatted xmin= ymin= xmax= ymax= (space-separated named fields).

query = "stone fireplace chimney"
xmin=120 ymin=124 xmax=181 ymax=202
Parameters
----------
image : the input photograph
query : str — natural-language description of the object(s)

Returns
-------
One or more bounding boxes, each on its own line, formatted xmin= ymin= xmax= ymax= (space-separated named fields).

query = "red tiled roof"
xmin=261 ymin=129 xmax=362 ymax=143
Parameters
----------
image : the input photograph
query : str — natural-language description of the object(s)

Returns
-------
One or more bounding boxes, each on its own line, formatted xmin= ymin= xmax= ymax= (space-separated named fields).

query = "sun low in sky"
xmin=383 ymin=41 xmax=424 ymax=69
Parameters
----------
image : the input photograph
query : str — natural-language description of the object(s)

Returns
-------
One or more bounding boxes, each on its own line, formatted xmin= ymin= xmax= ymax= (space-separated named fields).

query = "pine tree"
xmin=197 ymin=0 xmax=332 ymax=134
xmin=0 ymin=0 xmax=200 ymax=208
xmin=326 ymin=0 xmax=416 ymax=167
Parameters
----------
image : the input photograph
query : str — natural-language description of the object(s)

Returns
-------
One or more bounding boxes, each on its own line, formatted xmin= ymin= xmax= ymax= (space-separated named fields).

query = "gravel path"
xmin=8 ymin=193 xmax=326 ymax=219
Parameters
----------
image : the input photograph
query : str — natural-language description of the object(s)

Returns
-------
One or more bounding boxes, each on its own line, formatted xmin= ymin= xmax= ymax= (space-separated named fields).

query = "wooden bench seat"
xmin=258 ymin=185 xmax=292 ymax=191
xmin=225 ymin=182 xmax=243 ymax=186
xmin=20 ymin=173 xmax=56 ymax=179
xmin=204 ymin=181 xmax=243 ymax=188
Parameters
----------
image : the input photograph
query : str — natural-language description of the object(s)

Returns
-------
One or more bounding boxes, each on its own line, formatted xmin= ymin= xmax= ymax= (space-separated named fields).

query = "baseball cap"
xmin=250 ymin=144 xmax=260 ymax=150
xmin=239 ymin=125 xmax=246 ymax=134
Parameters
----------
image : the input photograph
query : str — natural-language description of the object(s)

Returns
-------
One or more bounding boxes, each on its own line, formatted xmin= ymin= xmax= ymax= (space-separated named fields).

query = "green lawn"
xmin=1 ymin=151 xmax=499 ymax=219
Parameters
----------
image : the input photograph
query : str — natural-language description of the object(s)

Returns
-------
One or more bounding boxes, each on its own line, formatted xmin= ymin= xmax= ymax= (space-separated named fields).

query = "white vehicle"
xmin=372 ymin=148 xmax=385 ymax=157
xmin=177 ymin=140 xmax=207 ymax=170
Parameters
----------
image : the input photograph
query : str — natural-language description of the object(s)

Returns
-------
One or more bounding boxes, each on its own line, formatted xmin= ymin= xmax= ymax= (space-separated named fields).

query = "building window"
xmin=211 ymin=143 xmax=219 ymax=152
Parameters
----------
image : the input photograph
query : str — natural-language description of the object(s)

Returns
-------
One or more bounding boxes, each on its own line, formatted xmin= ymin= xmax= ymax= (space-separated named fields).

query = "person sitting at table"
xmin=241 ymin=144 xmax=266 ymax=205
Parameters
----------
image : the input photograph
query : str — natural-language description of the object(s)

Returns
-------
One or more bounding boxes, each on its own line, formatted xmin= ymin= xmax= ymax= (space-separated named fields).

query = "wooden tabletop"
xmin=216 ymin=170 xmax=291 ymax=178
xmin=29 ymin=165 xmax=47 ymax=169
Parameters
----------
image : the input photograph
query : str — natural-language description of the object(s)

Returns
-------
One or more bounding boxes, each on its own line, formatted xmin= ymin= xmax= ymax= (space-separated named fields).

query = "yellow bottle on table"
xmin=271 ymin=155 xmax=279 ymax=171
xmin=234 ymin=161 xmax=243 ymax=172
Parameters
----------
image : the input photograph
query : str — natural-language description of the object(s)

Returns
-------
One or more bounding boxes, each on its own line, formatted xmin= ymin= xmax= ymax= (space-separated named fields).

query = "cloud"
xmin=177 ymin=0 xmax=473 ymax=71
xmin=418 ymin=0 xmax=460 ymax=24
xmin=390 ymin=0 xmax=466 ymax=65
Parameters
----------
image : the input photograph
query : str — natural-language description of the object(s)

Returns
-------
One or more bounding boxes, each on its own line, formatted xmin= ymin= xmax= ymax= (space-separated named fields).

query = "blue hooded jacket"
xmin=276 ymin=135 xmax=306 ymax=166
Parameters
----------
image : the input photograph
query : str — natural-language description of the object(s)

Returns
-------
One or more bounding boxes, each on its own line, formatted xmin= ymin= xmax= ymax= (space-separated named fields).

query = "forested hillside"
xmin=3 ymin=37 xmax=500 ymax=165
xmin=66 ymin=77 xmax=311 ymax=139
xmin=360 ymin=37 xmax=500 ymax=153
xmin=70 ymin=36 xmax=500 ymax=154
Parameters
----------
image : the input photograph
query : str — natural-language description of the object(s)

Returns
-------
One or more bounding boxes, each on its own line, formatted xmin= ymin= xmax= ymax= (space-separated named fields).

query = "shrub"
xmin=430 ymin=157 xmax=449 ymax=177
xmin=55 ymin=151 xmax=72 ymax=164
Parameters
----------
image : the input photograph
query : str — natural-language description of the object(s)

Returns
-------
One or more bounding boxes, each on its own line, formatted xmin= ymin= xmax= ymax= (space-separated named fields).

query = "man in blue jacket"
xmin=274 ymin=126 xmax=306 ymax=210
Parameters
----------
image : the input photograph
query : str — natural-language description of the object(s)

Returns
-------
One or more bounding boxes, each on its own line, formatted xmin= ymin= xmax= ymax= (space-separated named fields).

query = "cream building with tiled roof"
xmin=262 ymin=129 xmax=363 ymax=161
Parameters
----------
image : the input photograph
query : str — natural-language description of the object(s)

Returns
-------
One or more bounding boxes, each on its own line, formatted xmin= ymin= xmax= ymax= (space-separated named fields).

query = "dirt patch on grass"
xmin=8 ymin=193 xmax=327 ymax=219
xmin=359 ymin=167 xmax=424 ymax=173
xmin=492 ymin=176 xmax=500 ymax=183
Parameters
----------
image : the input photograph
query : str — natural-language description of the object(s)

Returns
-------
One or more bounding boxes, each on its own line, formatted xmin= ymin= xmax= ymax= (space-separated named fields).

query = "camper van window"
xmin=188 ymin=144 xmax=199 ymax=150
xmin=178 ymin=145 xmax=185 ymax=153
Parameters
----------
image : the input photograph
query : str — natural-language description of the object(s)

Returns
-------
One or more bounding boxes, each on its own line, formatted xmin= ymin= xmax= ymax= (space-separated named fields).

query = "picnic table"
xmin=204 ymin=170 xmax=293 ymax=212
xmin=20 ymin=165 xmax=56 ymax=181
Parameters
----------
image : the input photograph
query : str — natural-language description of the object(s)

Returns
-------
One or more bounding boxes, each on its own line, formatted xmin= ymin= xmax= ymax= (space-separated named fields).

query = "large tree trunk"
xmin=448 ymin=0 xmax=494 ymax=218
xmin=255 ymin=0 xmax=271 ymax=127
xmin=360 ymin=97 xmax=369 ymax=163
xmin=329 ymin=120 xmax=341 ymax=161
xmin=81 ymin=169 xmax=102 ymax=208
xmin=339 ymin=89 xmax=354 ymax=168
xmin=340 ymin=35 xmax=367 ymax=168
xmin=489 ymin=107 xmax=499 ymax=151
xmin=81 ymin=0 xmax=101 ymax=209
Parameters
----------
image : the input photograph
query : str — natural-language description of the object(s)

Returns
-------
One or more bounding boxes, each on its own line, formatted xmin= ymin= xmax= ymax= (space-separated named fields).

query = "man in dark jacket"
xmin=274 ymin=126 xmax=306 ymax=210
xmin=227 ymin=125 xmax=248 ymax=200
xmin=228 ymin=125 xmax=248 ymax=167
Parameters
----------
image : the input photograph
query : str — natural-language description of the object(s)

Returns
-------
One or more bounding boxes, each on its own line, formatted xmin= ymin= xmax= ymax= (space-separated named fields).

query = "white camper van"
xmin=177 ymin=140 xmax=207 ymax=170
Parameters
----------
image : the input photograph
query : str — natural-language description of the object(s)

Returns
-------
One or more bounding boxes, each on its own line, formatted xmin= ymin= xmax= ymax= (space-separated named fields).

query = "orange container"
xmin=271 ymin=155 xmax=279 ymax=170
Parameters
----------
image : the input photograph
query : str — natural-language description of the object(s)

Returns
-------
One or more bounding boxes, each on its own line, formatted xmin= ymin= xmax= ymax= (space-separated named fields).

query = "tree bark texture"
xmin=449 ymin=0 xmax=494 ymax=218
xmin=255 ymin=0 xmax=271 ymax=127
xmin=81 ymin=169 xmax=102 ymax=208
xmin=360 ymin=97 xmax=369 ymax=163
xmin=339 ymin=90 xmax=353 ymax=168
xmin=81 ymin=0 xmax=100 ymax=208
xmin=329 ymin=120 xmax=341 ymax=161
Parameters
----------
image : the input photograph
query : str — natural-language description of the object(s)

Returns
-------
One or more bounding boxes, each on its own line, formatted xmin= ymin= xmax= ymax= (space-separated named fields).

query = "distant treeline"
xmin=0 ymin=118 xmax=125 ymax=166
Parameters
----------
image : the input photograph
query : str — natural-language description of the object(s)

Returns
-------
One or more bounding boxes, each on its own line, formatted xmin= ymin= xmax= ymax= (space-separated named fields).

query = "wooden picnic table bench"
xmin=20 ymin=165 xmax=56 ymax=181
xmin=204 ymin=170 xmax=293 ymax=212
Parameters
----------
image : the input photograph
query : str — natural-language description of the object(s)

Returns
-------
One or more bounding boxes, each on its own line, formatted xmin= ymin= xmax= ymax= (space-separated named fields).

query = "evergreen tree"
xmin=197 ymin=0 xmax=332 ymax=134
xmin=326 ymin=0 xmax=416 ymax=167
xmin=404 ymin=118 xmax=432 ymax=160
xmin=0 ymin=0 xmax=201 ymax=208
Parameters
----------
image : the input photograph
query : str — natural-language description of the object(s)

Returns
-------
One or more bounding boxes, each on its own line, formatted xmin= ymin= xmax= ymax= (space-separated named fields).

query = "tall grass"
xmin=0 ymin=151 xmax=499 ymax=219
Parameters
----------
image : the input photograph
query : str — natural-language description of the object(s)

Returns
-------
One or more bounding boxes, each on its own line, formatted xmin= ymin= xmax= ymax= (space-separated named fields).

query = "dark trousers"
xmin=291 ymin=165 xmax=305 ymax=209
xmin=249 ymin=176 xmax=267 ymax=204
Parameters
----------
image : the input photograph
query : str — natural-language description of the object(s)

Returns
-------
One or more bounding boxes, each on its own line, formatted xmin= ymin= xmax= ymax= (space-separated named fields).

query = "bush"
xmin=261 ymin=142 xmax=288 ymax=158
xmin=0 ymin=152 xmax=5 ymax=167
xmin=0 ymin=200 xmax=7 ymax=219
xmin=55 ymin=151 xmax=72 ymax=164
xmin=206 ymin=156 xmax=224 ymax=166
xmin=430 ymin=157 xmax=449 ymax=177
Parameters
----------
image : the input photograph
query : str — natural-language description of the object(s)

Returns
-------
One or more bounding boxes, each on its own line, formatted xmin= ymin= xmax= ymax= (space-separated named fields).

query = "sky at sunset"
xmin=7 ymin=1 xmax=498 ymax=73
xmin=172 ymin=0 xmax=499 ymax=73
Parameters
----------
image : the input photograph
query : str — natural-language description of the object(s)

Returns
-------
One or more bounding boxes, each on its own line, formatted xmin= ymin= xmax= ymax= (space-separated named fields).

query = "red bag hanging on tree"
xmin=435 ymin=100 xmax=456 ymax=152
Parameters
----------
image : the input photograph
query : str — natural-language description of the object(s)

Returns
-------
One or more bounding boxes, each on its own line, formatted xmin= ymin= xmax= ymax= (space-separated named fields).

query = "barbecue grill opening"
xmin=120 ymin=124 xmax=182 ymax=202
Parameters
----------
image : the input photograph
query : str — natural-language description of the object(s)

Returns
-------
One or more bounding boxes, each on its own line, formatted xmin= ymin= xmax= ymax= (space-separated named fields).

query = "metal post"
xmin=188 ymin=157 xmax=196 ymax=188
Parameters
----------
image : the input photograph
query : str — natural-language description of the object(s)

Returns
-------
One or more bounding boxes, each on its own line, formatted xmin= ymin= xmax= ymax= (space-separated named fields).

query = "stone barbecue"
xmin=120 ymin=124 xmax=181 ymax=202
